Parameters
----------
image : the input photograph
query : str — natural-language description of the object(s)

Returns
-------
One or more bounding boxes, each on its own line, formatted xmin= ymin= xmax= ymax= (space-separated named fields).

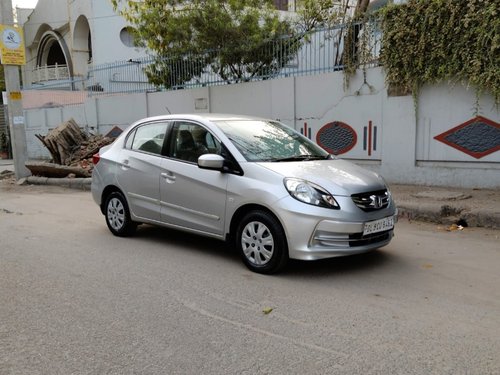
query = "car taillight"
xmin=92 ymin=153 xmax=100 ymax=165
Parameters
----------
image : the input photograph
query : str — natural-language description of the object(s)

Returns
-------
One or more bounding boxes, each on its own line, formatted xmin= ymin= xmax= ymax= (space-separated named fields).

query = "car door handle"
xmin=121 ymin=159 xmax=130 ymax=169
xmin=161 ymin=172 xmax=176 ymax=183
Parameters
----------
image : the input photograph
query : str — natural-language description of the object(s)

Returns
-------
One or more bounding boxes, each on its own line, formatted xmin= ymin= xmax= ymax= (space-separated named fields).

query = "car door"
xmin=160 ymin=121 xmax=228 ymax=236
xmin=116 ymin=121 xmax=170 ymax=222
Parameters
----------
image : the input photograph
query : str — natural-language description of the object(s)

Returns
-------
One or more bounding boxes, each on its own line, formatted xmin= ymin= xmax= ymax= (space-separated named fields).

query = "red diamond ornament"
xmin=434 ymin=116 xmax=500 ymax=159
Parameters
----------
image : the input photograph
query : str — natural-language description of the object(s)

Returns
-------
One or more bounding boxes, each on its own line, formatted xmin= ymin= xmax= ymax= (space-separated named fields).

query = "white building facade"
xmin=21 ymin=0 xmax=145 ymax=91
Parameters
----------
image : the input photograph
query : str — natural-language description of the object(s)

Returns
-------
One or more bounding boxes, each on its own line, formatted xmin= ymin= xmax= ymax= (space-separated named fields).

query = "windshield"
xmin=215 ymin=120 xmax=329 ymax=162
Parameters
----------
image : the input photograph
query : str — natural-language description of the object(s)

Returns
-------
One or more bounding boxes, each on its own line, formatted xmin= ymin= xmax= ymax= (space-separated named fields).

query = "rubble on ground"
xmin=33 ymin=118 xmax=114 ymax=177
xmin=0 ymin=170 xmax=14 ymax=180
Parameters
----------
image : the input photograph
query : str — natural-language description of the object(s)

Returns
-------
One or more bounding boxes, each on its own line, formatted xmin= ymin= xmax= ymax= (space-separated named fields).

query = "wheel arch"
xmin=228 ymin=204 xmax=286 ymax=243
xmin=230 ymin=203 xmax=290 ymax=274
xmin=100 ymin=185 xmax=124 ymax=215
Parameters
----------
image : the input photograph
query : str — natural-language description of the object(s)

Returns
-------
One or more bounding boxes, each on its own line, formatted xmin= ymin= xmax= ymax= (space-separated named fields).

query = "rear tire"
xmin=236 ymin=210 xmax=288 ymax=274
xmin=104 ymin=192 xmax=137 ymax=237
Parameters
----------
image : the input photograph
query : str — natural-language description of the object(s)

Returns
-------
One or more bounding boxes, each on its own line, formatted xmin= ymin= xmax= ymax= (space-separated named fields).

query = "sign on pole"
xmin=0 ymin=24 xmax=26 ymax=65
xmin=0 ymin=0 xmax=31 ymax=179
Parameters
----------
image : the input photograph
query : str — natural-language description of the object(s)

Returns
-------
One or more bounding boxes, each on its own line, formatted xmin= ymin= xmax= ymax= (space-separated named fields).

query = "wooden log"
xmin=25 ymin=161 xmax=91 ymax=178
xmin=35 ymin=134 xmax=60 ymax=164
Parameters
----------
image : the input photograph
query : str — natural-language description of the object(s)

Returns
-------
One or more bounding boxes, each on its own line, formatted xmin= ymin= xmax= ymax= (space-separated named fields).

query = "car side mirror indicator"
xmin=198 ymin=154 xmax=225 ymax=171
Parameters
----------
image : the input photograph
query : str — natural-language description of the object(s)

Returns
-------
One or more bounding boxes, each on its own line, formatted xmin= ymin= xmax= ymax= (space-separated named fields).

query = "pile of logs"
xmin=31 ymin=118 xmax=114 ymax=178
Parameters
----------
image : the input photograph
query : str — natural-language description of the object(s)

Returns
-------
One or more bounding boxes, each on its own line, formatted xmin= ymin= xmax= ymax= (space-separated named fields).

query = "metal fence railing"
xmin=22 ymin=20 xmax=382 ymax=105
xmin=86 ymin=20 xmax=381 ymax=95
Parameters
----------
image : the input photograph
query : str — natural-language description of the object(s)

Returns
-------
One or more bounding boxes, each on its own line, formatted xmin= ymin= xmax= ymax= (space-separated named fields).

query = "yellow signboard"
xmin=0 ymin=25 xmax=26 ymax=65
xmin=9 ymin=91 xmax=22 ymax=100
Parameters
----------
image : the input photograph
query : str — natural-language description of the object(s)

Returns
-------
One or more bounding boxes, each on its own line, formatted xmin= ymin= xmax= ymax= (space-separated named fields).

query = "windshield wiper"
xmin=271 ymin=155 xmax=327 ymax=162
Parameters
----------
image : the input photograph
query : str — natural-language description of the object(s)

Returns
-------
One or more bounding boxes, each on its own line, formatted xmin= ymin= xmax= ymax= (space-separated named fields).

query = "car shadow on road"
xmin=282 ymin=250 xmax=395 ymax=278
xmin=133 ymin=224 xmax=241 ymax=262
xmin=133 ymin=224 xmax=398 ymax=278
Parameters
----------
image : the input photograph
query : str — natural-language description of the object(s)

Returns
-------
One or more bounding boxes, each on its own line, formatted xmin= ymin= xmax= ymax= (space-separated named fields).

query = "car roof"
xmin=139 ymin=113 xmax=268 ymax=123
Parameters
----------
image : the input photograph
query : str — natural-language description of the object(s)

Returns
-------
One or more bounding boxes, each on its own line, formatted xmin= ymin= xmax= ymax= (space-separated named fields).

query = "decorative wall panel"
xmin=434 ymin=116 xmax=500 ymax=159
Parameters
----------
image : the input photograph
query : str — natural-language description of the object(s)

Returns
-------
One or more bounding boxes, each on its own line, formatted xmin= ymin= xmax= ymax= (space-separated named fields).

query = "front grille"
xmin=351 ymin=189 xmax=390 ymax=212
xmin=349 ymin=230 xmax=391 ymax=247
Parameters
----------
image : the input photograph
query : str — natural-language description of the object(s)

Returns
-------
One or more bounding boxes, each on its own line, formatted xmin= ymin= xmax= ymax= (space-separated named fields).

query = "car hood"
xmin=257 ymin=159 xmax=387 ymax=196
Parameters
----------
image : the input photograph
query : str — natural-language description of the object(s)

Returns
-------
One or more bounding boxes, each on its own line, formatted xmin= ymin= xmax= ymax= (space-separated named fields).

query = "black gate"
xmin=0 ymin=105 xmax=11 ymax=159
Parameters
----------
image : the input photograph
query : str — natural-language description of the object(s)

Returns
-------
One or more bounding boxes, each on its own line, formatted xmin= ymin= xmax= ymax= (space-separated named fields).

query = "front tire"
xmin=236 ymin=210 xmax=288 ymax=274
xmin=104 ymin=192 xmax=137 ymax=237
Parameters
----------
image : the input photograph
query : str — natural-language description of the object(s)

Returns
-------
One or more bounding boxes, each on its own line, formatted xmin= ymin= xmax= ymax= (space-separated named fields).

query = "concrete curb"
xmin=397 ymin=202 xmax=500 ymax=230
xmin=21 ymin=176 xmax=92 ymax=191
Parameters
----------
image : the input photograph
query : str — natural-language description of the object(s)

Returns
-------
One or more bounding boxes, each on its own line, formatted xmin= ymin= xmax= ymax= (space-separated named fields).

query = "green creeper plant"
xmin=380 ymin=0 xmax=500 ymax=106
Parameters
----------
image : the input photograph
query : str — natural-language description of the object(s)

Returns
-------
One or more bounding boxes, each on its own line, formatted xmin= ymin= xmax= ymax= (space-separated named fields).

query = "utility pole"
xmin=0 ymin=0 xmax=31 ymax=179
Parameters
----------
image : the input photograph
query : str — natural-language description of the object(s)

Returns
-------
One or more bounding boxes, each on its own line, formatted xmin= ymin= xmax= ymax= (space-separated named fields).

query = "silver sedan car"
xmin=91 ymin=114 xmax=397 ymax=274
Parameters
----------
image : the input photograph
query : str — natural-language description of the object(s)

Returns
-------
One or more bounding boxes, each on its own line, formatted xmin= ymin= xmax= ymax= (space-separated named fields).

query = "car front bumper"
xmin=274 ymin=196 xmax=398 ymax=261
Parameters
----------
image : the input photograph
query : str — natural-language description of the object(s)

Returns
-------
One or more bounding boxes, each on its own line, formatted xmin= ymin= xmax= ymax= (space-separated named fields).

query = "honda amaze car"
xmin=91 ymin=114 xmax=397 ymax=274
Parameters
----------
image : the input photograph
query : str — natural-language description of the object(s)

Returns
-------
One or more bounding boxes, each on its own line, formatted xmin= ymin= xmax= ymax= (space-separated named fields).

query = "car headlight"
xmin=284 ymin=178 xmax=340 ymax=209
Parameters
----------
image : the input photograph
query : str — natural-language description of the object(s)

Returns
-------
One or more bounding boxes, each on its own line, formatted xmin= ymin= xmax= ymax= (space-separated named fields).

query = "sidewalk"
xmin=391 ymin=184 xmax=500 ymax=229
xmin=1 ymin=159 xmax=499 ymax=229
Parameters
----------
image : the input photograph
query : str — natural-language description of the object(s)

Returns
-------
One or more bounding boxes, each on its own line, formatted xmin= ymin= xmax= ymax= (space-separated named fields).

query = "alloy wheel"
xmin=241 ymin=221 xmax=275 ymax=266
xmin=107 ymin=197 xmax=125 ymax=231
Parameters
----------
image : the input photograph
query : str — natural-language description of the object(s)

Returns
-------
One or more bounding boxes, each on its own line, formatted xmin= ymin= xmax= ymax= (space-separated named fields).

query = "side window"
xmin=169 ymin=122 xmax=221 ymax=163
xmin=128 ymin=122 xmax=169 ymax=155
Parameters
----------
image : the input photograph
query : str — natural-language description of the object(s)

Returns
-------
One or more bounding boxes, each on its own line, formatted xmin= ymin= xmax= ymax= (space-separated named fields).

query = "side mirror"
xmin=198 ymin=154 xmax=225 ymax=171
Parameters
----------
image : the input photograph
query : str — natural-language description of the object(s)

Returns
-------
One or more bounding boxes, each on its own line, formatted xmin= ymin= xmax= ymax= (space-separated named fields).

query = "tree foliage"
xmin=380 ymin=0 xmax=500 ymax=105
xmin=112 ymin=0 xmax=301 ymax=88
xmin=295 ymin=0 xmax=370 ymax=31
xmin=295 ymin=0 xmax=347 ymax=32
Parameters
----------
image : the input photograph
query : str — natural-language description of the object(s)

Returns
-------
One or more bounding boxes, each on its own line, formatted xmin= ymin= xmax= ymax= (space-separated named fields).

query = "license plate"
xmin=363 ymin=216 xmax=394 ymax=236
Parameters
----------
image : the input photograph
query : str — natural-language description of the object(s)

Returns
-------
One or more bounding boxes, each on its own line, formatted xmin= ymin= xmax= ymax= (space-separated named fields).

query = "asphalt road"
xmin=1 ymin=185 xmax=499 ymax=375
